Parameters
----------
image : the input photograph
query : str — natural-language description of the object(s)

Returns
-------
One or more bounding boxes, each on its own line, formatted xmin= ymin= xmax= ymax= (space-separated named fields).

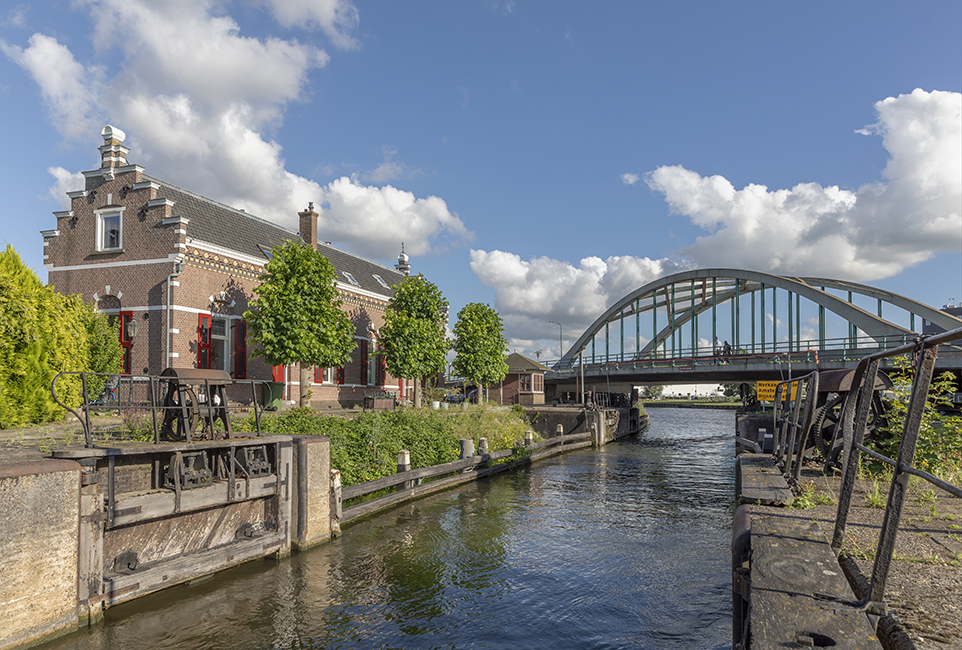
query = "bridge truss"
xmin=555 ymin=269 xmax=962 ymax=375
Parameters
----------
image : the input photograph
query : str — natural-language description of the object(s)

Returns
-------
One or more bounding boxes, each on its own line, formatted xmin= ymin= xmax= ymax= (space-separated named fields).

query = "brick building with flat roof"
xmin=41 ymin=125 xmax=414 ymax=407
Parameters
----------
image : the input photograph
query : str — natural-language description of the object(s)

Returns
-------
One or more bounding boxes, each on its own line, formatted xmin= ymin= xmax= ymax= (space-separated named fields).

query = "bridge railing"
xmin=827 ymin=327 xmax=962 ymax=626
xmin=549 ymin=333 xmax=962 ymax=373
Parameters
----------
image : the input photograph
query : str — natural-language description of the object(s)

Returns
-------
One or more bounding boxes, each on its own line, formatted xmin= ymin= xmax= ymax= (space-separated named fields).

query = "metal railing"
xmin=548 ymin=333 xmax=962 ymax=373
xmin=51 ymin=370 xmax=270 ymax=447
xmin=771 ymin=371 xmax=819 ymax=486
xmin=828 ymin=327 xmax=962 ymax=627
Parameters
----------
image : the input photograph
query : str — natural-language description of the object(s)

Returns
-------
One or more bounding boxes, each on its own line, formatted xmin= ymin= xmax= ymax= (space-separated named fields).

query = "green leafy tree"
xmin=82 ymin=308 xmax=124 ymax=399
xmin=243 ymin=240 xmax=357 ymax=408
xmin=869 ymin=356 xmax=962 ymax=474
xmin=641 ymin=385 xmax=664 ymax=399
xmin=452 ymin=303 xmax=509 ymax=403
xmin=0 ymin=246 xmax=121 ymax=428
xmin=378 ymin=274 xmax=448 ymax=408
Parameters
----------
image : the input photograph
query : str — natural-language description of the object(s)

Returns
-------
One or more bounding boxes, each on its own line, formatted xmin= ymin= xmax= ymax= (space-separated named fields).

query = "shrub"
xmin=255 ymin=405 xmax=532 ymax=487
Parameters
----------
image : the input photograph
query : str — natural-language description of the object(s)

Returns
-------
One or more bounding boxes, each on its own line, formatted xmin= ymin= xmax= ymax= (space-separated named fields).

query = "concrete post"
xmin=556 ymin=424 xmax=564 ymax=437
xmin=459 ymin=440 xmax=474 ymax=474
xmin=524 ymin=430 xmax=534 ymax=446
xmin=397 ymin=450 xmax=412 ymax=490
xmin=330 ymin=469 xmax=342 ymax=539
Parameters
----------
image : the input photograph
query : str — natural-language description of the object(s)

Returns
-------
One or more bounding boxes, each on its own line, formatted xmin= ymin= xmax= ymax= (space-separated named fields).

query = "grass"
xmin=789 ymin=481 xmax=835 ymax=510
xmin=866 ymin=481 xmax=886 ymax=508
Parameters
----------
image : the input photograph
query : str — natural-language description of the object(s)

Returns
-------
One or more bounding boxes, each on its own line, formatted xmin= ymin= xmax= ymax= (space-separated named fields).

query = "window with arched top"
xmin=98 ymin=295 xmax=121 ymax=311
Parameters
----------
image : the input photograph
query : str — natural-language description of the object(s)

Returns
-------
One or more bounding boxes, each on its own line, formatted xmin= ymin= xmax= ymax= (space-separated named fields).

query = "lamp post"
xmin=548 ymin=320 xmax=563 ymax=363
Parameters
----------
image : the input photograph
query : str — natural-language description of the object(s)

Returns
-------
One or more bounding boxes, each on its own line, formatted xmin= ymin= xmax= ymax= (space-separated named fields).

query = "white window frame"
xmin=209 ymin=315 xmax=231 ymax=372
xmin=95 ymin=207 xmax=125 ymax=251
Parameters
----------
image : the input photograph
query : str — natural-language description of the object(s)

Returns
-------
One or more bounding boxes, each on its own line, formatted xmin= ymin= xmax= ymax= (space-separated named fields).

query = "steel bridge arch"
xmin=558 ymin=268 xmax=961 ymax=368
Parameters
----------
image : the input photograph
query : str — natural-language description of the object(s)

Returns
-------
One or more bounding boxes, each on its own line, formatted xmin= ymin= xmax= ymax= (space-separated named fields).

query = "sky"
xmin=2 ymin=0 xmax=960 ymax=365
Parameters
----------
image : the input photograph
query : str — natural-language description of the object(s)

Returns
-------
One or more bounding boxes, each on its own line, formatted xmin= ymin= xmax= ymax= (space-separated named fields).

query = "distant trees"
xmin=641 ymin=385 xmax=664 ymax=399
xmin=243 ymin=240 xmax=356 ymax=408
xmin=378 ymin=275 xmax=449 ymax=408
xmin=0 ymin=245 xmax=122 ymax=428
xmin=451 ymin=303 xmax=509 ymax=403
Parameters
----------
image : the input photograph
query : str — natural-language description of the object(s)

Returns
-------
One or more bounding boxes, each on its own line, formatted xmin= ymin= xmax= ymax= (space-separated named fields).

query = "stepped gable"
xmin=148 ymin=176 xmax=405 ymax=297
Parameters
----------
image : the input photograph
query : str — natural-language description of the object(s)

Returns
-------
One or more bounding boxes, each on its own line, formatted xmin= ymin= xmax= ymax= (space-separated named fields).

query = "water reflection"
xmin=37 ymin=407 xmax=733 ymax=650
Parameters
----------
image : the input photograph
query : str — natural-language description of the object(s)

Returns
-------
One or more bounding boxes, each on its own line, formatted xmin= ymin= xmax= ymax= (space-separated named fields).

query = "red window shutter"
xmin=119 ymin=311 xmax=134 ymax=374
xmin=336 ymin=367 xmax=345 ymax=384
xmin=377 ymin=356 xmax=386 ymax=386
xmin=234 ymin=321 xmax=246 ymax=379
xmin=272 ymin=365 xmax=285 ymax=382
xmin=360 ymin=344 xmax=368 ymax=385
xmin=314 ymin=367 xmax=322 ymax=383
xmin=198 ymin=313 xmax=212 ymax=369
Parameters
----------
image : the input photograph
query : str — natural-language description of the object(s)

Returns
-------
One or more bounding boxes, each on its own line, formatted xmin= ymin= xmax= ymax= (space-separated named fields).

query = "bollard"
xmin=459 ymin=439 xmax=475 ymax=474
xmin=397 ymin=450 xmax=412 ymax=491
xmin=478 ymin=437 xmax=489 ymax=455
xmin=556 ymin=423 xmax=564 ymax=437
xmin=524 ymin=430 xmax=534 ymax=447
xmin=330 ymin=469 xmax=342 ymax=538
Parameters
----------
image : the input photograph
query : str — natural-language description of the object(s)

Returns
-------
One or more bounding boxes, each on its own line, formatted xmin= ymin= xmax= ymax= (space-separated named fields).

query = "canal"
xmin=38 ymin=408 xmax=734 ymax=650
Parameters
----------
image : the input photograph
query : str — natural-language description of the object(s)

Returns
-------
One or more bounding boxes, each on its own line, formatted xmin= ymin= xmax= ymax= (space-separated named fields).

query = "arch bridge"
xmin=547 ymin=269 xmax=962 ymax=393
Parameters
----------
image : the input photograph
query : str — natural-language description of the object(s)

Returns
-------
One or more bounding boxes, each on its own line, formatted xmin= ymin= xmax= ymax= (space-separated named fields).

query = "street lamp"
xmin=548 ymin=320 xmax=563 ymax=362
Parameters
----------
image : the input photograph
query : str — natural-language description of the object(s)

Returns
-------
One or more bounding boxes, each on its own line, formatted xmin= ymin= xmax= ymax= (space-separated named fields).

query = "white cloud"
xmin=262 ymin=0 xmax=360 ymax=49
xmin=1 ymin=34 xmax=105 ymax=140
xmin=361 ymin=146 xmax=426 ymax=184
xmin=622 ymin=172 xmax=639 ymax=185
xmin=470 ymin=249 xmax=686 ymax=346
xmin=647 ymin=89 xmax=962 ymax=281
xmin=5 ymin=0 xmax=466 ymax=260
xmin=45 ymin=167 xmax=85 ymax=209
xmin=2 ymin=5 xmax=28 ymax=27
xmin=320 ymin=177 xmax=473 ymax=258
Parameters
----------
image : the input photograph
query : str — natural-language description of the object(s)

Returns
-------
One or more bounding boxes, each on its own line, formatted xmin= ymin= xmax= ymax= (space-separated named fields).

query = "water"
xmin=39 ymin=408 xmax=734 ymax=650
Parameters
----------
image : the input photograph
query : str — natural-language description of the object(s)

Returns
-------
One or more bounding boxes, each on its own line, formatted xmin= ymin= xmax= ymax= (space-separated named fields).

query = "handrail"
xmin=51 ymin=370 xmax=270 ymax=447
xmin=828 ymin=326 xmax=962 ymax=626
xmin=771 ymin=371 xmax=819 ymax=485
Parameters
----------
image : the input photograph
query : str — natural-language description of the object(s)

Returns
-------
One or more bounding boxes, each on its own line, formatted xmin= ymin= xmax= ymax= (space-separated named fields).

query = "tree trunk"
xmin=299 ymin=363 xmax=311 ymax=408
xmin=413 ymin=378 xmax=421 ymax=408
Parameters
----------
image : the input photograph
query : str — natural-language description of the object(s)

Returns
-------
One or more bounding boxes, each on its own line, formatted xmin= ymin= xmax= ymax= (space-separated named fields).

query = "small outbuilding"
xmin=491 ymin=353 xmax=551 ymax=405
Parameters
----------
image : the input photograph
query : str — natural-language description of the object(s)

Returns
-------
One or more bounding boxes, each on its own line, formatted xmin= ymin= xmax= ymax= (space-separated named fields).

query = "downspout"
xmin=166 ymin=258 xmax=184 ymax=369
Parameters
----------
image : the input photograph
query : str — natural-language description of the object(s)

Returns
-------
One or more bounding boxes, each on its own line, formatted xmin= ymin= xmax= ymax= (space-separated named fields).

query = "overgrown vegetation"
xmin=866 ymin=356 xmax=962 ymax=476
xmin=251 ymin=405 xmax=532 ymax=487
xmin=0 ymin=246 xmax=122 ymax=429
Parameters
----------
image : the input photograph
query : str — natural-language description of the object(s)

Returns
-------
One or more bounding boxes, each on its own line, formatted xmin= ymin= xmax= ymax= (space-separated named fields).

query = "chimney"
xmin=100 ymin=125 xmax=129 ymax=170
xmin=395 ymin=243 xmax=411 ymax=276
xmin=299 ymin=202 xmax=319 ymax=250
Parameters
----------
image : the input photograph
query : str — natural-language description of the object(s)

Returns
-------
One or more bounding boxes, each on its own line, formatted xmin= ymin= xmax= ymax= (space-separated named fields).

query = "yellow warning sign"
xmin=756 ymin=381 xmax=797 ymax=402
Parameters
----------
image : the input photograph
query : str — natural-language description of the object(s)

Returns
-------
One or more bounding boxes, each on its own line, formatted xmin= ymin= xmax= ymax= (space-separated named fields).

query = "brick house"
xmin=41 ymin=126 xmax=414 ymax=407
xmin=490 ymin=352 xmax=550 ymax=405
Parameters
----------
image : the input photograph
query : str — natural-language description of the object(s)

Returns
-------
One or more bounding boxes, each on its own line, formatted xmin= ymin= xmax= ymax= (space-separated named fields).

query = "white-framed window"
xmin=209 ymin=316 xmax=230 ymax=372
xmin=367 ymin=339 xmax=377 ymax=386
xmin=95 ymin=208 xmax=124 ymax=251
xmin=342 ymin=271 xmax=360 ymax=286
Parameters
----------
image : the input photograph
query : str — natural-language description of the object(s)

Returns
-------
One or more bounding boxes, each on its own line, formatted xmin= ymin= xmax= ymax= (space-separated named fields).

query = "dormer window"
xmin=342 ymin=271 xmax=359 ymax=286
xmin=95 ymin=208 xmax=124 ymax=251
xmin=372 ymin=274 xmax=390 ymax=289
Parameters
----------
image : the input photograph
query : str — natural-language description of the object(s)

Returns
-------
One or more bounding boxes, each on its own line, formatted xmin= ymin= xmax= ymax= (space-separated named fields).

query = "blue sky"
xmin=2 ymin=0 xmax=960 ymax=360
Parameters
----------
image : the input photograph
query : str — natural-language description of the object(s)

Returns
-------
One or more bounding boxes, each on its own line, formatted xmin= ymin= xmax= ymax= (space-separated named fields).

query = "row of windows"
xmin=518 ymin=374 xmax=544 ymax=393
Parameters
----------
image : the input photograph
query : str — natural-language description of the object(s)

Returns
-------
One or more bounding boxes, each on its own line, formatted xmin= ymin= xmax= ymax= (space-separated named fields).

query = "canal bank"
xmin=0 ymin=405 xmax=643 ymax=650
xmin=11 ymin=407 xmax=732 ymax=650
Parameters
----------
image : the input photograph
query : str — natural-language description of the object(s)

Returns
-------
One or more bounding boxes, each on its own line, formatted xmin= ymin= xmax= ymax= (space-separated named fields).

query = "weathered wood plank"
xmin=749 ymin=512 xmax=882 ymax=649
xmin=110 ymin=475 xmax=278 ymax=527
xmin=101 ymin=531 xmax=286 ymax=607
xmin=737 ymin=453 xmax=794 ymax=506
xmin=341 ymin=436 xmax=595 ymax=524
xmin=341 ymin=432 xmax=592 ymax=500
